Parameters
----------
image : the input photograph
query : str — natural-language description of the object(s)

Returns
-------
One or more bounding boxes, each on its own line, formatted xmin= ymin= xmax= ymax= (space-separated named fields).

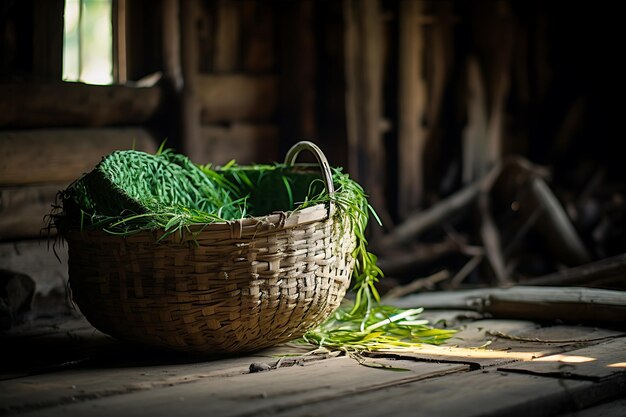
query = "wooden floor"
xmin=2 ymin=304 xmax=626 ymax=417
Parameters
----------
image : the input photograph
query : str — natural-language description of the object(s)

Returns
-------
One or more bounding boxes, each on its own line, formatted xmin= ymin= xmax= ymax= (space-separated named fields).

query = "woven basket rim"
xmin=64 ymin=203 xmax=331 ymax=241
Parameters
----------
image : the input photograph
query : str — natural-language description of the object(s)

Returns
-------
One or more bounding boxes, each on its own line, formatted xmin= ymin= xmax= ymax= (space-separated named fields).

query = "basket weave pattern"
xmin=66 ymin=205 xmax=356 ymax=354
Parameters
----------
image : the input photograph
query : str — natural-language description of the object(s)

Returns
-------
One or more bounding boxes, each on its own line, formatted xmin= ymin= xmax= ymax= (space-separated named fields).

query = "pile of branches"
xmin=373 ymin=156 xmax=626 ymax=299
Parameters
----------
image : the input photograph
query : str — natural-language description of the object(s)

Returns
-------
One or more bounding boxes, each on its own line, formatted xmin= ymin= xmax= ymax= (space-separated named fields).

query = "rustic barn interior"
xmin=1 ymin=1 xmax=625 ymax=416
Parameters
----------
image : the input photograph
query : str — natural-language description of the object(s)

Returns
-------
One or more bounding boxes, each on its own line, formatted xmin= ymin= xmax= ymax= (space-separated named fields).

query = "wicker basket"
xmin=64 ymin=141 xmax=357 ymax=354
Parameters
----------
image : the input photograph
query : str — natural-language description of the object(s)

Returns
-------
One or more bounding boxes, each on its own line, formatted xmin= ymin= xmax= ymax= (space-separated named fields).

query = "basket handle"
xmin=284 ymin=141 xmax=335 ymax=197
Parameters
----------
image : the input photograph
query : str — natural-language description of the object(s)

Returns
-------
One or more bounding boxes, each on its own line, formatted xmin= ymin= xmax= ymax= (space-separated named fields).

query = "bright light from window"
xmin=608 ymin=362 xmax=626 ymax=368
xmin=534 ymin=354 xmax=596 ymax=364
xmin=63 ymin=0 xmax=113 ymax=85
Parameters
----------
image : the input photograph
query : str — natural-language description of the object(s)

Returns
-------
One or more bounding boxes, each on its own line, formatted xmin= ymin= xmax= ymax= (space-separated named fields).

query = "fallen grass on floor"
xmin=297 ymin=302 xmax=457 ymax=366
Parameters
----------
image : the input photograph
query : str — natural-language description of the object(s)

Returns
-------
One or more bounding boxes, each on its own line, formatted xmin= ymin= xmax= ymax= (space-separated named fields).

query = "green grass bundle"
xmin=59 ymin=149 xmax=246 ymax=234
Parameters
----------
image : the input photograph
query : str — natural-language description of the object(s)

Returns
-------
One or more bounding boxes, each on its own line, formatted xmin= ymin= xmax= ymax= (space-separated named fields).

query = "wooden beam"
xmin=0 ymin=83 xmax=162 ymax=128
xmin=0 ymin=128 xmax=157 ymax=186
xmin=390 ymin=286 xmax=626 ymax=325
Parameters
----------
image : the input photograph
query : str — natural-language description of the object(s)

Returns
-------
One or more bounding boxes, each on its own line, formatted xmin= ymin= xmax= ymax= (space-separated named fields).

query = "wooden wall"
xmin=0 ymin=1 xmax=160 ymax=242
xmin=341 ymin=0 xmax=622 ymax=229
xmin=0 ymin=0 xmax=621 ymax=281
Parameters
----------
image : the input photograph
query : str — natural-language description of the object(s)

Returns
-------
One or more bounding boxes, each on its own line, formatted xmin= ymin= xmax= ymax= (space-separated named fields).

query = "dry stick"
xmin=376 ymin=238 xmax=458 ymax=275
xmin=478 ymin=164 xmax=511 ymax=286
xmin=529 ymin=176 xmax=591 ymax=265
xmin=523 ymin=253 xmax=626 ymax=287
xmin=382 ymin=270 xmax=450 ymax=300
xmin=379 ymin=180 xmax=482 ymax=248
xmin=449 ymin=254 xmax=484 ymax=288
xmin=442 ymin=225 xmax=485 ymax=256
xmin=503 ymin=206 xmax=542 ymax=258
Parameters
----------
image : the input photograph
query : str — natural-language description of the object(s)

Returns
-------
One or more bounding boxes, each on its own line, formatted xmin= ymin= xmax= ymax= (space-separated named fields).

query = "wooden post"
xmin=32 ymin=0 xmax=64 ymax=80
xmin=343 ymin=0 xmax=360 ymax=179
xmin=180 ymin=0 xmax=202 ymax=160
xmin=214 ymin=0 xmax=240 ymax=73
xmin=462 ymin=1 xmax=514 ymax=184
xmin=398 ymin=0 xmax=427 ymax=217
xmin=112 ymin=0 xmax=128 ymax=84
xmin=277 ymin=0 xmax=316 ymax=155
xmin=344 ymin=0 xmax=388 ymax=231
xmin=161 ymin=1 xmax=181 ymax=82
xmin=462 ymin=57 xmax=489 ymax=184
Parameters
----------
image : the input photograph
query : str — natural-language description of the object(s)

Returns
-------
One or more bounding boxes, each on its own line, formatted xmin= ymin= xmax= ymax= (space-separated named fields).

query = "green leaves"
xmin=300 ymin=304 xmax=457 ymax=354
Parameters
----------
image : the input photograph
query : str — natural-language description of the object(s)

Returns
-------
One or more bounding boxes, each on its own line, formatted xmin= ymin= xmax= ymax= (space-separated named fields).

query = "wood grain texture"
xmin=0 ymin=128 xmax=157 ymax=186
xmin=214 ymin=0 xmax=241 ymax=72
xmin=343 ymin=0 xmax=388 ymax=230
xmin=9 ymin=357 xmax=467 ymax=417
xmin=398 ymin=0 xmax=426 ymax=215
xmin=275 ymin=367 xmax=625 ymax=417
xmin=0 ymin=83 xmax=162 ymax=128
xmin=197 ymin=123 xmax=278 ymax=165
xmin=500 ymin=337 xmax=626 ymax=380
xmin=196 ymin=75 xmax=277 ymax=123
xmin=4 ymin=314 xmax=625 ymax=417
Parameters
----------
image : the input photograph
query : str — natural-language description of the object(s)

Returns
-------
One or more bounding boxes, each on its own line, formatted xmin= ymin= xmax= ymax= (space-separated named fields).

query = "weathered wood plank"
xmin=559 ymin=398 xmax=626 ymax=417
xmin=0 ymin=128 xmax=157 ymax=186
xmin=500 ymin=338 xmax=626 ymax=381
xmin=196 ymin=75 xmax=277 ymax=123
xmin=8 ymin=356 xmax=467 ymax=417
xmin=0 ymin=184 xmax=64 ymax=240
xmin=372 ymin=320 xmax=622 ymax=369
xmin=485 ymin=287 xmax=626 ymax=325
xmin=274 ymin=368 xmax=626 ymax=417
xmin=0 ymin=83 xmax=162 ymax=128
